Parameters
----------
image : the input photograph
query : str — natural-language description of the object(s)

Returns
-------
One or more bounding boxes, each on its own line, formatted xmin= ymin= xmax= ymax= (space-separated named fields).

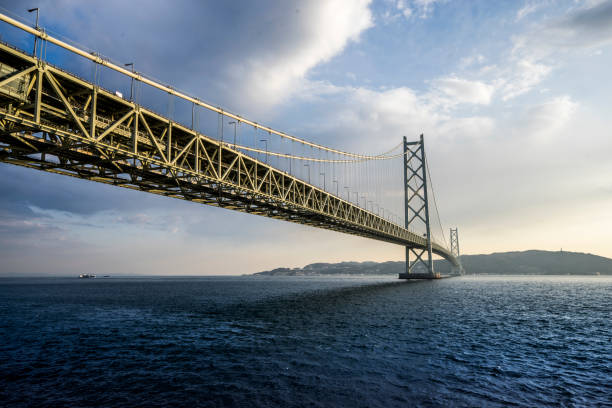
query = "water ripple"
xmin=0 ymin=275 xmax=610 ymax=407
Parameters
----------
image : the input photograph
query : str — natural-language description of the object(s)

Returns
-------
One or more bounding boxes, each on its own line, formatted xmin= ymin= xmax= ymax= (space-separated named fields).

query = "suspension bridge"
xmin=0 ymin=12 xmax=463 ymax=278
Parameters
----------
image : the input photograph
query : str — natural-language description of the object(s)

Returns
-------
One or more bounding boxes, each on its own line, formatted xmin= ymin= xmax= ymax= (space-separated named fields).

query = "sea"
xmin=1 ymin=275 xmax=610 ymax=407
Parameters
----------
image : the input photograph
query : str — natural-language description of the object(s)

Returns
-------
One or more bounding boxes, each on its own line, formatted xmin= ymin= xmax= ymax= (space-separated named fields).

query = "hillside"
xmin=252 ymin=250 xmax=612 ymax=276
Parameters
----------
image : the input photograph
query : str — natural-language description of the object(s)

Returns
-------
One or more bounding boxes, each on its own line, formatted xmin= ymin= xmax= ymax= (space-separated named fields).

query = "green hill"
xmin=252 ymin=250 xmax=612 ymax=276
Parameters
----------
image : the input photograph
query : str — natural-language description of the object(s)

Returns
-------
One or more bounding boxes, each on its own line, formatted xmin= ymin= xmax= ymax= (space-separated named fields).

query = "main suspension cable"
xmin=233 ymin=141 xmax=403 ymax=163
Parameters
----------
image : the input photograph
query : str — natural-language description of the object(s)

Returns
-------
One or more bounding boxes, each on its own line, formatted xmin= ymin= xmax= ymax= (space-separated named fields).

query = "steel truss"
xmin=399 ymin=134 xmax=438 ymax=279
xmin=0 ymin=41 xmax=459 ymax=266
xmin=449 ymin=227 xmax=464 ymax=275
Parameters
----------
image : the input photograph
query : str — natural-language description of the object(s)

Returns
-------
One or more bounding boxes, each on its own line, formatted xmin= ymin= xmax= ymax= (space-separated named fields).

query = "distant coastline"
xmin=251 ymin=250 xmax=612 ymax=276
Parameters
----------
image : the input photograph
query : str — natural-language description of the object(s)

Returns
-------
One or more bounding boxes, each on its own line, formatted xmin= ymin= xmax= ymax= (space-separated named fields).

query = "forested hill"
xmin=252 ymin=250 xmax=612 ymax=276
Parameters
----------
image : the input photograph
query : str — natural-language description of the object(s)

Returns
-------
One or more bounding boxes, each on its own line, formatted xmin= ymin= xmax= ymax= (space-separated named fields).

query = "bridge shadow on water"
xmin=194 ymin=278 xmax=450 ymax=407
xmin=217 ymin=278 xmax=439 ymax=329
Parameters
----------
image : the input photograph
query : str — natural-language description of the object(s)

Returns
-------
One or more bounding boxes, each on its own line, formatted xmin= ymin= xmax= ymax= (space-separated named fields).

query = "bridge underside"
xmin=398 ymin=273 xmax=443 ymax=279
xmin=0 ymin=41 xmax=458 ymax=267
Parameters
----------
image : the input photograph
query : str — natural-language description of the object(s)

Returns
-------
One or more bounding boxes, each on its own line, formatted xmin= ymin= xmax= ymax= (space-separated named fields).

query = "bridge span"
xmin=0 ymin=13 xmax=463 ymax=277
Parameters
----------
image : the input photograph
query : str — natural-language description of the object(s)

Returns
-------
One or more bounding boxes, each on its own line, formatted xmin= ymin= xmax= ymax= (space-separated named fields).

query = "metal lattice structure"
xmin=399 ymin=135 xmax=437 ymax=278
xmin=450 ymin=228 xmax=460 ymax=258
xmin=0 ymin=13 xmax=462 ymax=274
xmin=449 ymin=228 xmax=464 ymax=275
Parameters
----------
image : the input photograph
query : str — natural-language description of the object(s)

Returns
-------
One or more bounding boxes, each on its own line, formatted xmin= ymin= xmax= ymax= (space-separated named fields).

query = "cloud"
xmin=294 ymin=83 xmax=438 ymax=150
xmin=499 ymin=59 xmax=552 ymax=101
xmin=0 ymin=162 xmax=170 ymax=216
xmin=558 ymin=0 xmax=612 ymax=44
xmin=484 ymin=1 xmax=612 ymax=102
xmin=429 ymin=76 xmax=495 ymax=106
xmin=436 ymin=116 xmax=495 ymax=140
xmin=380 ymin=0 xmax=443 ymax=23
xmin=423 ymin=4 xmax=612 ymax=105
xmin=459 ymin=54 xmax=486 ymax=69
xmin=0 ymin=216 xmax=63 ymax=238
xmin=520 ymin=95 xmax=578 ymax=140
xmin=514 ymin=0 xmax=612 ymax=59
xmin=226 ymin=0 xmax=373 ymax=111
xmin=413 ymin=0 xmax=443 ymax=18
xmin=516 ymin=1 xmax=544 ymax=21
xmin=396 ymin=0 xmax=413 ymax=19
xmin=292 ymin=76 xmax=497 ymax=155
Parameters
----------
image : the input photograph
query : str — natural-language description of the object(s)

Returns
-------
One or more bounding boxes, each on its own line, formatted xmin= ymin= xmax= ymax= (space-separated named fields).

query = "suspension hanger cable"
xmin=425 ymin=151 xmax=449 ymax=250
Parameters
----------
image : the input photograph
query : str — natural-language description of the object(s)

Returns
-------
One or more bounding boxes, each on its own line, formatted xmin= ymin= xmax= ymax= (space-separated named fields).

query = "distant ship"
xmin=78 ymin=274 xmax=96 ymax=279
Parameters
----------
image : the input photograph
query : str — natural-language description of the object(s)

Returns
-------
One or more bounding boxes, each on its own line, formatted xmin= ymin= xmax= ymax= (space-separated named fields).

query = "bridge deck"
xmin=0 ymin=40 xmax=457 ymax=265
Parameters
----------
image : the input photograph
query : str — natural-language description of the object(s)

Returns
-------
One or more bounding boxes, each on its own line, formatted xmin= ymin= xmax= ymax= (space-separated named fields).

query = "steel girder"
xmin=0 ymin=41 xmax=458 ymax=264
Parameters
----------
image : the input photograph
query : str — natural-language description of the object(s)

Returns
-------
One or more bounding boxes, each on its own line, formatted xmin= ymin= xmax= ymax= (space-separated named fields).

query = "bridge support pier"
xmin=399 ymin=134 xmax=437 ymax=279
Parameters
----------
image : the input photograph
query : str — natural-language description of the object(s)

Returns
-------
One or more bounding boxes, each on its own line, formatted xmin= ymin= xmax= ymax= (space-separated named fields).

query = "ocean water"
xmin=0 ymin=275 xmax=610 ymax=407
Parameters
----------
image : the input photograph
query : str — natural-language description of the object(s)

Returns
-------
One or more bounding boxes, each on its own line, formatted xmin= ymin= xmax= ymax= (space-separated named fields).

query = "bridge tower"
xmin=399 ymin=134 xmax=435 ymax=279
xmin=449 ymin=227 xmax=464 ymax=275
xmin=450 ymin=228 xmax=460 ymax=258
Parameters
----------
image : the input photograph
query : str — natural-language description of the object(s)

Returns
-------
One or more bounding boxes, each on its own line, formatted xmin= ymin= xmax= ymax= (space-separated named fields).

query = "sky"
xmin=0 ymin=0 xmax=611 ymax=275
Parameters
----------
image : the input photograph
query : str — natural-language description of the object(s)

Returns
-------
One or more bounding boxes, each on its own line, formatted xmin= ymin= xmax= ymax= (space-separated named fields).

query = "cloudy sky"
xmin=0 ymin=0 xmax=611 ymax=275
